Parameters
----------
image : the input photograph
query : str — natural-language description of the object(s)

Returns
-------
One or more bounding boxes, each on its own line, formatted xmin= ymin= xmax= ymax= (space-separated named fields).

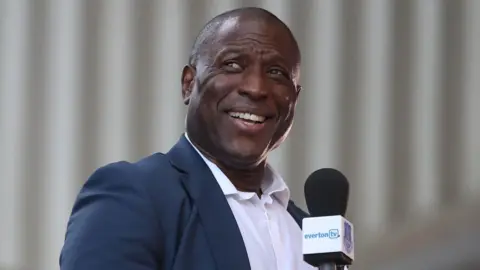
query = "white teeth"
xmin=229 ymin=112 xmax=266 ymax=123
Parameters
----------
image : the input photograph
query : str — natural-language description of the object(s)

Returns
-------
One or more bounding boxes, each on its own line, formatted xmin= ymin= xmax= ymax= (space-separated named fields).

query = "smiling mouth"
xmin=228 ymin=112 xmax=266 ymax=124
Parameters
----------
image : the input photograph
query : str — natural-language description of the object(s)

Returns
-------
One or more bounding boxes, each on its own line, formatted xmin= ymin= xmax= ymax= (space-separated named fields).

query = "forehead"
xmin=212 ymin=17 xmax=299 ymax=62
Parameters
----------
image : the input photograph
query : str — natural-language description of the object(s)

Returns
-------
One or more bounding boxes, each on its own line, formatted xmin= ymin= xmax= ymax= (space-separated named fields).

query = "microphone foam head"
xmin=304 ymin=168 xmax=350 ymax=217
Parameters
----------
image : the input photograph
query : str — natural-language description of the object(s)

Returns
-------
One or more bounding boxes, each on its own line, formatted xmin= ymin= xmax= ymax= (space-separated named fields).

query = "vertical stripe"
xmin=39 ymin=0 xmax=83 ymax=269
xmin=409 ymin=0 xmax=443 ymax=215
xmin=95 ymin=0 xmax=134 ymax=163
xmin=129 ymin=0 xmax=156 ymax=158
xmin=439 ymin=1 xmax=465 ymax=205
xmin=0 ymin=0 xmax=29 ymax=268
xmin=23 ymin=1 xmax=49 ymax=268
xmin=357 ymin=0 xmax=393 ymax=234
xmin=388 ymin=0 xmax=414 ymax=224
xmin=304 ymin=0 xmax=342 ymax=173
xmin=150 ymin=0 xmax=188 ymax=152
xmin=337 ymin=0 xmax=363 ymax=221
xmin=461 ymin=0 xmax=480 ymax=199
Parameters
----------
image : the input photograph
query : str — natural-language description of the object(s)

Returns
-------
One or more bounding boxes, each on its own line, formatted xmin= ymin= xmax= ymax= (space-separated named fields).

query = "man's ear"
xmin=181 ymin=65 xmax=196 ymax=105
xmin=295 ymin=85 xmax=302 ymax=101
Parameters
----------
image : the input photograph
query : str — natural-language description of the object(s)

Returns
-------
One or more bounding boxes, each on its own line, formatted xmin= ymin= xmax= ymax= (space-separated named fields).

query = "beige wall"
xmin=0 ymin=0 xmax=479 ymax=270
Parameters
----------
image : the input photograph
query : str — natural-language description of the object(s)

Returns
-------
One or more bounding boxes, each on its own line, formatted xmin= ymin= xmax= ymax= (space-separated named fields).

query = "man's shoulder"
xmin=85 ymin=152 xmax=183 ymax=192
xmin=93 ymin=152 xmax=168 ymax=175
xmin=134 ymin=152 xmax=171 ymax=173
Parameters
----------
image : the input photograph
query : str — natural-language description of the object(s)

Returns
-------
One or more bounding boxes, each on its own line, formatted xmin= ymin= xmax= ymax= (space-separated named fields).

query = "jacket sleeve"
xmin=59 ymin=162 xmax=164 ymax=270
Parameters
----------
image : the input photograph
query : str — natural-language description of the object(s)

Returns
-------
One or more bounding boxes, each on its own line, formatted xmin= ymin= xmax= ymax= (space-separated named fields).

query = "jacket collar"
xmin=166 ymin=134 xmax=251 ymax=270
xmin=166 ymin=134 xmax=309 ymax=269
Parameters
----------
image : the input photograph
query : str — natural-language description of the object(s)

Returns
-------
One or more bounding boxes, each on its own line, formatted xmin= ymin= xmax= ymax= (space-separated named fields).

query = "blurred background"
xmin=1 ymin=0 xmax=479 ymax=269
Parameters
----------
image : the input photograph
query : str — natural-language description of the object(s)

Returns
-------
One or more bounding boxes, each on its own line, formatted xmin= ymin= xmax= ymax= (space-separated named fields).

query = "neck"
xmin=216 ymin=161 xmax=266 ymax=195
xmin=188 ymin=135 xmax=266 ymax=195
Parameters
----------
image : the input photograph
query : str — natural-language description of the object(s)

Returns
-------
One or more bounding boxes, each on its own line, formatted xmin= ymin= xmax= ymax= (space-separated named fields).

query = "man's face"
xmin=183 ymin=16 xmax=301 ymax=168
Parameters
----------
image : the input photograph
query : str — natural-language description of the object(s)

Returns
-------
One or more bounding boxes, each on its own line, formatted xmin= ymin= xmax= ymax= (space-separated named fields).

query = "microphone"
xmin=302 ymin=168 xmax=354 ymax=269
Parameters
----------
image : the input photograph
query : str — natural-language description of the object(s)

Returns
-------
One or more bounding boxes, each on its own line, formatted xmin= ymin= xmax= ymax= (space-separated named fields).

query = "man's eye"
xmin=225 ymin=62 xmax=241 ymax=69
xmin=269 ymin=68 xmax=287 ymax=77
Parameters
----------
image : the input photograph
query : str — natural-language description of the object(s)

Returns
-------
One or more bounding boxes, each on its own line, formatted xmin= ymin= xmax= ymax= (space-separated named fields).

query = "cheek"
xmin=212 ymin=74 xmax=241 ymax=91
xmin=277 ymin=90 xmax=297 ymax=118
xmin=194 ymin=75 xmax=238 ymax=116
xmin=206 ymin=74 xmax=242 ymax=104
xmin=270 ymin=95 xmax=296 ymax=148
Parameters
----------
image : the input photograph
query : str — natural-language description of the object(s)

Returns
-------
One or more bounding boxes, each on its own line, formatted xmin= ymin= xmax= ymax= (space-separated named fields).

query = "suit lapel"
xmin=167 ymin=135 xmax=251 ymax=270
xmin=287 ymin=200 xmax=309 ymax=228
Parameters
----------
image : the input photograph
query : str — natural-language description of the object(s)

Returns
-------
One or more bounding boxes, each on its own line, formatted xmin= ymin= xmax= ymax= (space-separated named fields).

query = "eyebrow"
xmin=214 ymin=45 xmax=289 ymax=66
xmin=213 ymin=46 xmax=247 ymax=60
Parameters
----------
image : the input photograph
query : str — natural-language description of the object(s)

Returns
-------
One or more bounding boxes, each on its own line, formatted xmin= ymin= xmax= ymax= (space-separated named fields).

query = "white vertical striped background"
xmin=0 ymin=1 xmax=479 ymax=270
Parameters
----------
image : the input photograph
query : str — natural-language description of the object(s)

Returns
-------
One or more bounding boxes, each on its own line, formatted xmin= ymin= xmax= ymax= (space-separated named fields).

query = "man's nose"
xmin=238 ymin=72 xmax=268 ymax=100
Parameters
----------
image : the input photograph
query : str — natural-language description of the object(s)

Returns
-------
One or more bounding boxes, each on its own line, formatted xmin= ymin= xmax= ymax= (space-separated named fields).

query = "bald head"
xmin=188 ymin=7 xmax=300 ymax=68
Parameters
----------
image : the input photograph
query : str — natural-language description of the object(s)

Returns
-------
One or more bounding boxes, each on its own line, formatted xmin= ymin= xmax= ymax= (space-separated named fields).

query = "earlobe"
xmin=296 ymin=85 xmax=302 ymax=95
xmin=295 ymin=85 xmax=302 ymax=101
xmin=181 ymin=65 xmax=196 ymax=105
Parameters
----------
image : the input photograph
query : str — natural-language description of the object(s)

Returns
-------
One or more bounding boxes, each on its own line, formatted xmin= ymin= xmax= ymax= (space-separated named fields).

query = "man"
xmin=60 ymin=7 xmax=318 ymax=270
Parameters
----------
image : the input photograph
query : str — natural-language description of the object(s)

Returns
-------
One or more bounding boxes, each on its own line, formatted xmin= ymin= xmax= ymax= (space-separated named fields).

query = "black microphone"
xmin=302 ymin=168 xmax=354 ymax=270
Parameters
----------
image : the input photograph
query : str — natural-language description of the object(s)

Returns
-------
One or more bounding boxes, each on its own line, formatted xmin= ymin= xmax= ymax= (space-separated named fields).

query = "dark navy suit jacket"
xmin=60 ymin=135 xmax=309 ymax=270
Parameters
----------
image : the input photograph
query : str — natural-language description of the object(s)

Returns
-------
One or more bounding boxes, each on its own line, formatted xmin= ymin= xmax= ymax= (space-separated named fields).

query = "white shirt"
xmin=185 ymin=134 xmax=315 ymax=270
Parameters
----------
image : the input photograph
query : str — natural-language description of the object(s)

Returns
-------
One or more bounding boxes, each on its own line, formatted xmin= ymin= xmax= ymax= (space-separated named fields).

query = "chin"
xmin=223 ymin=145 xmax=267 ymax=168
xmin=216 ymin=134 xmax=272 ymax=166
